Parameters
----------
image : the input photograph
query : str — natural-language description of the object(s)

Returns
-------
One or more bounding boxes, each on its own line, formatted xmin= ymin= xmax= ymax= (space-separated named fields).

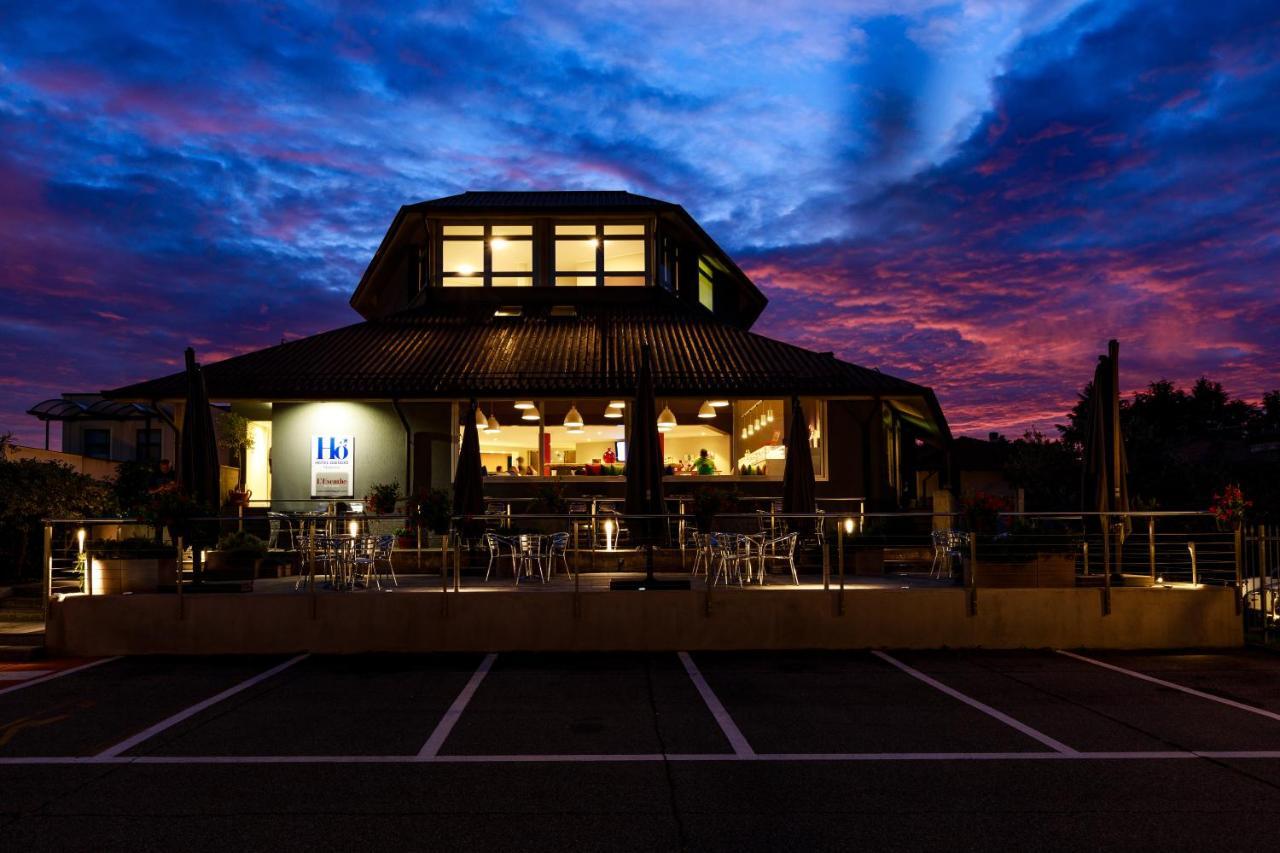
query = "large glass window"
xmin=461 ymin=398 xmax=822 ymax=480
xmin=555 ymin=223 xmax=647 ymax=287
xmin=136 ymin=428 xmax=162 ymax=462
xmin=441 ymin=224 xmax=533 ymax=287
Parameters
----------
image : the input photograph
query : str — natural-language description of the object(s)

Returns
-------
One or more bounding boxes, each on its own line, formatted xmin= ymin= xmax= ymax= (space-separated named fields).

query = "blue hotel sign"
xmin=311 ymin=435 xmax=354 ymax=498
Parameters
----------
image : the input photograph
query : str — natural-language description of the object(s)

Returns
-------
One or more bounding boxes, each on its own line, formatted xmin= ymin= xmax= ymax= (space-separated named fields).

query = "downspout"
xmin=392 ymin=398 xmax=412 ymax=497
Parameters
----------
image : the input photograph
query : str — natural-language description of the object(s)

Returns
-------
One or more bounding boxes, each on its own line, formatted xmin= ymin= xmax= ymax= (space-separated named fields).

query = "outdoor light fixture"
xmin=603 ymin=518 xmax=615 ymax=551
xmin=697 ymin=400 xmax=715 ymax=419
xmin=486 ymin=414 xmax=501 ymax=434
xmin=475 ymin=406 xmax=488 ymax=429
xmin=709 ymin=399 xmax=730 ymax=408
xmin=514 ymin=400 xmax=535 ymax=410
xmin=349 ymin=520 xmax=359 ymax=537
xmin=564 ymin=404 xmax=584 ymax=429
xmin=77 ymin=528 xmax=86 ymax=552
xmin=844 ymin=517 xmax=854 ymax=535
xmin=657 ymin=405 xmax=677 ymax=432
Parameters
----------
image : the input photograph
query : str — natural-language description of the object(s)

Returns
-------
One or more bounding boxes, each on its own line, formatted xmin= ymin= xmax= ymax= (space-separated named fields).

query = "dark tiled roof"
xmin=104 ymin=305 xmax=939 ymax=416
xmin=413 ymin=191 xmax=675 ymax=210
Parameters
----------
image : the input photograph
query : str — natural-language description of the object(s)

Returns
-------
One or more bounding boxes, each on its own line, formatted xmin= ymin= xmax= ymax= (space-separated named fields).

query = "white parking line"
xmin=1056 ymin=650 xmax=1280 ymax=723
xmin=678 ymin=651 xmax=755 ymax=757
xmin=94 ymin=654 xmax=309 ymax=758
xmin=3 ymin=749 xmax=1280 ymax=766
xmin=872 ymin=650 xmax=1079 ymax=755
xmin=417 ymin=653 xmax=497 ymax=758
xmin=0 ymin=657 xmax=120 ymax=697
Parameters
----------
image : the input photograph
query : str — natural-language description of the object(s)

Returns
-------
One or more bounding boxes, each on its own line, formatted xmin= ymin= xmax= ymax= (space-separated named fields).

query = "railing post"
xmin=967 ymin=533 xmax=977 ymax=615
xmin=1082 ymin=541 xmax=1090 ymax=576
xmin=1234 ymin=527 xmax=1244 ymax=614
xmin=1101 ymin=515 xmax=1111 ymax=615
xmin=1147 ymin=516 xmax=1156 ymax=583
xmin=176 ymin=535 xmax=185 ymax=621
xmin=42 ymin=523 xmax=53 ymax=628
xmin=835 ymin=534 xmax=844 ymax=617
xmin=1188 ymin=542 xmax=1198 ymax=586
xmin=1261 ymin=528 xmax=1270 ymax=646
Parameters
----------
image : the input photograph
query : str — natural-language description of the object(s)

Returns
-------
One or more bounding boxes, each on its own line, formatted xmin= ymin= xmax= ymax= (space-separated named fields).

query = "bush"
xmin=0 ymin=453 xmax=116 ymax=582
xmin=214 ymin=530 xmax=268 ymax=559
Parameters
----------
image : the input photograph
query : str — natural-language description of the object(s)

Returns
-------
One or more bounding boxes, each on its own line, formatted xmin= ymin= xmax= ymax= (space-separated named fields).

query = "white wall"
xmin=271 ymin=402 xmax=407 ymax=505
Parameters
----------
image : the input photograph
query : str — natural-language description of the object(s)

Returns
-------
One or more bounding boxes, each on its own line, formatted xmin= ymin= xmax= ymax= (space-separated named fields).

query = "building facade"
xmin=99 ymin=192 xmax=950 ymax=509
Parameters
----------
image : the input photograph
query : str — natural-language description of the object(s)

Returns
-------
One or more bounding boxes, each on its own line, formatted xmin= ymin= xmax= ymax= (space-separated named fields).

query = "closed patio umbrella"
xmin=615 ymin=343 xmax=683 ymax=589
xmin=1081 ymin=340 xmax=1131 ymax=544
xmin=781 ymin=396 xmax=816 ymax=516
xmin=179 ymin=347 xmax=221 ymax=582
xmin=453 ymin=399 xmax=485 ymax=540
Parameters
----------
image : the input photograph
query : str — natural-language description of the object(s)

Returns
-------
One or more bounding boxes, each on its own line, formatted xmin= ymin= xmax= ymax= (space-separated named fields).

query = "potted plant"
xmin=1210 ymin=484 xmax=1251 ymax=531
xmin=365 ymin=481 xmax=400 ymax=516
xmin=215 ymin=410 xmax=255 ymax=504
xmin=408 ymin=487 xmax=453 ymax=536
xmin=205 ymin=530 xmax=268 ymax=580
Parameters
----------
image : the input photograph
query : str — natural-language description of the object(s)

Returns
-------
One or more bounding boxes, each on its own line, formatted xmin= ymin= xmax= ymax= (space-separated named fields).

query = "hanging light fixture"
xmin=657 ymin=404 xmax=677 ymax=432
xmin=741 ymin=426 xmax=748 ymax=440
xmin=766 ymin=408 xmax=775 ymax=424
xmin=697 ymin=400 xmax=716 ymax=419
xmin=486 ymin=414 xmax=501 ymax=434
xmin=709 ymin=398 xmax=730 ymax=408
xmin=564 ymin=403 xmax=584 ymax=429
xmin=513 ymin=400 xmax=535 ymax=410
xmin=475 ymin=406 xmax=488 ymax=429
xmin=604 ymin=400 xmax=624 ymax=418
xmin=522 ymin=404 xmax=541 ymax=421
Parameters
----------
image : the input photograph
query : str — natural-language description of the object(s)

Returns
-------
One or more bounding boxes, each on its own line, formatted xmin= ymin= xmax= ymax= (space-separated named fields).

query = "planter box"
xmin=89 ymin=557 xmax=175 ymax=594
xmin=852 ymin=548 xmax=885 ymax=577
xmin=975 ymin=553 xmax=1076 ymax=588
xmin=204 ymin=551 xmax=262 ymax=581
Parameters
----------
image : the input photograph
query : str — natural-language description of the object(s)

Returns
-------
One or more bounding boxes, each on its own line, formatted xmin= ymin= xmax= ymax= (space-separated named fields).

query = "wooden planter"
xmin=976 ymin=553 xmax=1076 ymax=588
xmin=89 ymin=557 xmax=175 ymax=594
xmin=204 ymin=551 xmax=263 ymax=581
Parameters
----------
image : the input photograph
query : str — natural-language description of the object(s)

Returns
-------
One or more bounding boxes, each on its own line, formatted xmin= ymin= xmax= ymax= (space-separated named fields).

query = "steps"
xmin=0 ymin=583 xmax=45 ymax=659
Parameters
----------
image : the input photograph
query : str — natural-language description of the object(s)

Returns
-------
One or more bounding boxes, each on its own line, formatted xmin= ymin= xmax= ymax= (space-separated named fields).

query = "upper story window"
xmin=442 ymin=224 xmax=533 ymax=287
xmin=555 ymin=224 xmax=647 ymax=287
xmin=698 ymin=256 xmax=715 ymax=310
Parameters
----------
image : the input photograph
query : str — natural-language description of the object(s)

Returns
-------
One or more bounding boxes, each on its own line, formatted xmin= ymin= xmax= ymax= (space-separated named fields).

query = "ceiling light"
xmin=741 ymin=427 xmax=748 ymax=440
xmin=608 ymin=400 xmax=625 ymax=409
xmin=522 ymin=405 xmax=541 ymax=421
xmin=767 ymin=409 xmax=775 ymax=424
xmin=657 ymin=405 xmax=677 ymax=432
xmin=697 ymin=401 xmax=715 ymax=419
xmin=475 ymin=406 xmax=488 ymax=429
xmin=564 ymin=404 xmax=584 ymax=429
xmin=514 ymin=400 xmax=535 ymax=410
xmin=604 ymin=401 xmax=624 ymax=418
xmin=456 ymin=264 xmax=475 ymax=276
xmin=709 ymin=399 xmax=730 ymax=408
xmin=486 ymin=415 xmax=500 ymax=434
xmin=588 ymin=237 xmax=600 ymax=248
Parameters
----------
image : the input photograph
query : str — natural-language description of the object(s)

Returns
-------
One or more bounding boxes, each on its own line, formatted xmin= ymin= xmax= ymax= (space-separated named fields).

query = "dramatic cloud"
xmin=0 ymin=0 xmax=1276 ymax=445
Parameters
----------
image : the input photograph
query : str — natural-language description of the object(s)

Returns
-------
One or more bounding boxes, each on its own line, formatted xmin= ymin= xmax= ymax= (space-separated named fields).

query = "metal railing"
xmin=42 ymin=512 xmax=1249 ymax=612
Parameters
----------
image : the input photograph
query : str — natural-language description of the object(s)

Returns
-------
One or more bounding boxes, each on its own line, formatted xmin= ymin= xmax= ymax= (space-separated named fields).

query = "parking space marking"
xmin=94 ymin=654 xmax=309 ymax=758
xmin=4 ymin=749 xmax=1280 ymax=765
xmin=1056 ymin=650 xmax=1280 ymax=724
xmin=0 ymin=657 xmax=120 ymax=697
xmin=0 ymin=670 xmax=52 ymax=682
xmin=678 ymin=652 xmax=754 ymax=757
xmin=872 ymin=651 xmax=1079 ymax=754
xmin=417 ymin=653 xmax=497 ymax=758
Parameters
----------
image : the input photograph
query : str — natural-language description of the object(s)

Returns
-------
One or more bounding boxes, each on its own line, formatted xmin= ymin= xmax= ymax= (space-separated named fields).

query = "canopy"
xmin=624 ymin=344 xmax=665 ymax=545
xmin=781 ymin=396 xmax=816 ymax=515
xmin=452 ymin=399 xmax=485 ymax=537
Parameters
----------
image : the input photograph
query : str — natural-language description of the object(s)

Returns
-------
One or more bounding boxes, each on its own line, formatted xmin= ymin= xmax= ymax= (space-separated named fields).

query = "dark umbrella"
xmin=179 ymin=347 xmax=221 ymax=581
xmin=452 ymin=399 xmax=485 ymax=541
xmin=615 ymin=343 xmax=681 ymax=589
xmin=781 ymin=396 xmax=817 ymax=516
xmin=1081 ymin=340 xmax=1131 ymax=551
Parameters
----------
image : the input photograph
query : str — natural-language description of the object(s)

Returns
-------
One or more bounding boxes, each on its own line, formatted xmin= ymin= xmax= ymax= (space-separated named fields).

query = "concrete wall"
xmin=46 ymin=586 xmax=1242 ymax=656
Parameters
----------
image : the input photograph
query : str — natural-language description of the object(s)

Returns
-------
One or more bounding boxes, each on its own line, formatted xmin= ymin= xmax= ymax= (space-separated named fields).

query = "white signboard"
xmin=311 ymin=435 xmax=354 ymax=498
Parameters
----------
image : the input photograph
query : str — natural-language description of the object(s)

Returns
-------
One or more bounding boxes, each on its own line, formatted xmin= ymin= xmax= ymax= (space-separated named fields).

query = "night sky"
xmin=2 ymin=1 xmax=1277 ymax=447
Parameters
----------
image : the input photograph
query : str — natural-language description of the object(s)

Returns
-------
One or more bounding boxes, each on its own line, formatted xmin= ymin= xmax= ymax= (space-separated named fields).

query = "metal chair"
xmin=483 ymin=532 xmax=519 ymax=582
xmin=930 ymin=530 xmax=968 ymax=579
xmin=544 ymin=532 xmax=570 ymax=579
xmin=353 ymin=535 xmax=397 ymax=590
xmin=757 ymin=532 xmax=799 ymax=585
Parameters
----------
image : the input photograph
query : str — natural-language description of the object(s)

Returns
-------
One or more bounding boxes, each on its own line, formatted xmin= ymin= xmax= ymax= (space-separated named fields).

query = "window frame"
xmin=83 ymin=427 xmax=111 ymax=460
xmin=554 ymin=222 xmax=649 ymax=287
xmin=438 ymin=222 xmax=535 ymax=288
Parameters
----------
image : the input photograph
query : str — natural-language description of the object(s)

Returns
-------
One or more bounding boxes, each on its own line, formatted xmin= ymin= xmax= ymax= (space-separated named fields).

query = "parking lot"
xmin=3 ymin=648 xmax=1280 ymax=850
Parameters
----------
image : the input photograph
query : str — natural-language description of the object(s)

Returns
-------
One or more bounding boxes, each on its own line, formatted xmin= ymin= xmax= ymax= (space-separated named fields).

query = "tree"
xmin=0 ymin=456 xmax=115 ymax=583
xmin=1003 ymin=428 xmax=1080 ymax=511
